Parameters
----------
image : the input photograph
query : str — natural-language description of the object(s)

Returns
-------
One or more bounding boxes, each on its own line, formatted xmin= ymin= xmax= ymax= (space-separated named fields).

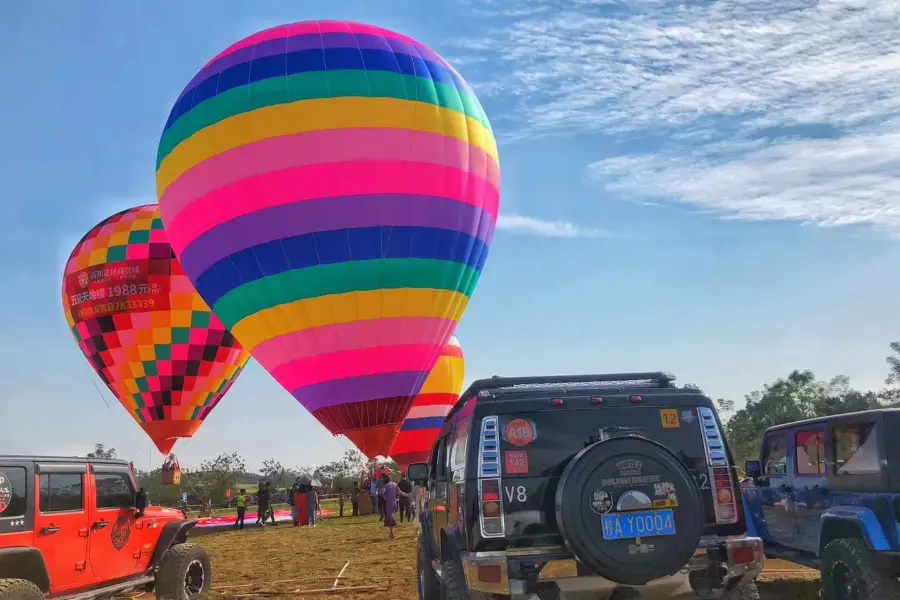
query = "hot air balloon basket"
xmin=161 ymin=468 xmax=182 ymax=486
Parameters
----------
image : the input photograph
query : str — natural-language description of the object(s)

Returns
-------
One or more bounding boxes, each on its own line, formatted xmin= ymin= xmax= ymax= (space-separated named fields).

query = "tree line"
xmin=717 ymin=341 xmax=900 ymax=464
xmin=86 ymin=443 xmax=390 ymax=507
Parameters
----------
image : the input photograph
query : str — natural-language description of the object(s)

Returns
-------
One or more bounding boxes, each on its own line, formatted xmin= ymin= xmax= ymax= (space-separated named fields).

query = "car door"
xmin=758 ymin=431 xmax=795 ymax=546
xmin=89 ymin=468 xmax=142 ymax=579
xmin=790 ymin=427 xmax=829 ymax=553
xmin=33 ymin=463 xmax=90 ymax=591
xmin=428 ymin=434 xmax=451 ymax=552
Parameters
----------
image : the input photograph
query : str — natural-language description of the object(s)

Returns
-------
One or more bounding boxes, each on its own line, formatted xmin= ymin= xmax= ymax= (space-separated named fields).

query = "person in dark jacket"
xmin=256 ymin=481 xmax=271 ymax=527
xmin=397 ymin=475 xmax=413 ymax=522
xmin=289 ymin=479 xmax=300 ymax=526
xmin=351 ymin=483 xmax=360 ymax=516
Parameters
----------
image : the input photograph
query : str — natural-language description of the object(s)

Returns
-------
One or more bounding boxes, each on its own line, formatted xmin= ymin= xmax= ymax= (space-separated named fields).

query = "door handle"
xmin=93 ymin=521 xmax=109 ymax=530
xmin=40 ymin=526 xmax=60 ymax=535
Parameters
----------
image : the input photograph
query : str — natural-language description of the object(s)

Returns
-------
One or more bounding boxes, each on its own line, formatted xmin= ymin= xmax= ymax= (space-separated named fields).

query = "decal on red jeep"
xmin=0 ymin=472 xmax=11 ymax=515
xmin=111 ymin=514 xmax=131 ymax=550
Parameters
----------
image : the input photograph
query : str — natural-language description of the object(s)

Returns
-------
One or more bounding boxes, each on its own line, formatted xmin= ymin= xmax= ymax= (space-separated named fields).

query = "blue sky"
xmin=2 ymin=0 xmax=899 ymax=472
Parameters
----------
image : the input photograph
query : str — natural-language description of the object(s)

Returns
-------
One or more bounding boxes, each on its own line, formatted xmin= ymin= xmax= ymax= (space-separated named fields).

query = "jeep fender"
xmin=148 ymin=520 xmax=198 ymax=569
xmin=819 ymin=506 xmax=890 ymax=555
xmin=0 ymin=548 xmax=51 ymax=593
xmin=439 ymin=525 xmax=466 ymax=562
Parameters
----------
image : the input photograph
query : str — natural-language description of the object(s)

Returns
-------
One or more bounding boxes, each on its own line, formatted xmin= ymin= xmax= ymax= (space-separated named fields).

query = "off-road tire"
xmin=722 ymin=579 xmax=761 ymax=600
xmin=0 ymin=579 xmax=43 ymax=600
xmin=440 ymin=560 xmax=470 ymax=600
xmin=418 ymin=543 xmax=440 ymax=600
xmin=155 ymin=543 xmax=212 ymax=600
xmin=821 ymin=538 xmax=900 ymax=600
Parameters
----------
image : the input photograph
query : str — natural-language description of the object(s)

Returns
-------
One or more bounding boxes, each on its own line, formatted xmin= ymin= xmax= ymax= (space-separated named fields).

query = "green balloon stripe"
xmin=213 ymin=258 xmax=481 ymax=329
xmin=157 ymin=70 xmax=492 ymax=168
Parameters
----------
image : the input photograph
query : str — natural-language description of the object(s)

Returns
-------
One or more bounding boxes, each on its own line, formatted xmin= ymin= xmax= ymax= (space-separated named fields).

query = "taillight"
xmin=478 ymin=417 xmax=506 ymax=538
xmin=697 ymin=407 xmax=739 ymax=524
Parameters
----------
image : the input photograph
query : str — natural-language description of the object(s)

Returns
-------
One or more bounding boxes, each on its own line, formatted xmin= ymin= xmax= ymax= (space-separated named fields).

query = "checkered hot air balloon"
xmin=62 ymin=205 xmax=250 ymax=455
xmin=156 ymin=21 xmax=499 ymax=458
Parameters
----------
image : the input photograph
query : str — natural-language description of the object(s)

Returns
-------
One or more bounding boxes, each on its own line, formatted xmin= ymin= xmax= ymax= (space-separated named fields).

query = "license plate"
xmin=601 ymin=509 xmax=676 ymax=540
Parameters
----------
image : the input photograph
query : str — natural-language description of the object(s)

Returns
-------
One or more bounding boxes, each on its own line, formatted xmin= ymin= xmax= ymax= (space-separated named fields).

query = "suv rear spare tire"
xmin=555 ymin=436 xmax=705 ymax=585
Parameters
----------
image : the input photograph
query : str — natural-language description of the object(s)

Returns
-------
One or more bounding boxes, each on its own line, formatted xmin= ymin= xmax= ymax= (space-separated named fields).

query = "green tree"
xmin=86 ymin=443 xmax=116 ymax=459
xmin=193 ymin=452 xmax=246 ymax=503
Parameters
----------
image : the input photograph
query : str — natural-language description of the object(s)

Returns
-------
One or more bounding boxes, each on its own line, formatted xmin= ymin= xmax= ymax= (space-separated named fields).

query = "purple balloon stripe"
xmin=179 ymin=195 xmax=497 ymax=277
xmin=177 ymin=32 xmax=456 ymax=104
xmin=292 ymin=371 xmax=429 ymax=411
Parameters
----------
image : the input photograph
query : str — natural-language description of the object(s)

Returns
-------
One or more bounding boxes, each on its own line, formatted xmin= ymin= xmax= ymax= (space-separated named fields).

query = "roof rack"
xmin=469 ymin=372 xmax=676 ymax=397
xmin=442 ymin=372 xmax=678 ymax=422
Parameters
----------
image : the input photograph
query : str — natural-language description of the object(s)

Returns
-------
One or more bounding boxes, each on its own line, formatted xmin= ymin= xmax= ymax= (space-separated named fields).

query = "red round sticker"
xmin=0 ymin=472 xmax=12 ymax=515
xmin=505 ymin=419 xmax=535 ymax=447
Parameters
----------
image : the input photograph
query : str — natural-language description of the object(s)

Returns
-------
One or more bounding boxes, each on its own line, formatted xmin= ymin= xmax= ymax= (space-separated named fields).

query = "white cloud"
xmin=454 ymin=0 xmax=900 ymax=230
xmin=497 ymin=214 xmax=610 ymax=238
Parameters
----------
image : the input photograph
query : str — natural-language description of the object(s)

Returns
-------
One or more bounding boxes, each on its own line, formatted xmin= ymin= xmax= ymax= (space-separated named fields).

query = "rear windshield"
xmin=498 ymin=405 xmax=711 ymax=477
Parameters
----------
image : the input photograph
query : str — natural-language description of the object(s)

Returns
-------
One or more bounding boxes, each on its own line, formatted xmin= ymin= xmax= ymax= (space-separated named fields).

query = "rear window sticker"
xmin=504 ymin=450 xmax=529 ymax=475
xmin=590 ymin=489 xmax=613 ymax=514
xmin=505 ymin=419 xmax=536 ymax=447
xmin=0 ymin=472 xmax=11 ymax=515
xmin=653 ymin=498 xmax=678 ymax=509
xmin=660 ymin=409 xmax=681 ymax=429
xmin=680 ymin=410 xmax=696 ymax=424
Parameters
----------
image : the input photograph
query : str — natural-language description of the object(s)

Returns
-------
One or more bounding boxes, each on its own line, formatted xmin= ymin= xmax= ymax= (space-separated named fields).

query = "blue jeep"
xmin=742 ymin=408 xmax=900 ymax=600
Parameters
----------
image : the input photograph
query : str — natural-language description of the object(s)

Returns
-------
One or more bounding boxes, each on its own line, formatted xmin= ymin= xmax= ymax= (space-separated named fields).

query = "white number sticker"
xmin=696 ymin=473 xmax=711 ymax=490
xmin=504 ymin=485 xmax=527 ymax=503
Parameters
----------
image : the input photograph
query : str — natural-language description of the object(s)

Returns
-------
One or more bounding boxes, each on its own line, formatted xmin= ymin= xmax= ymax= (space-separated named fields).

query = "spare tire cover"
xmin=555 ymin=436 xmax=704 ymax=585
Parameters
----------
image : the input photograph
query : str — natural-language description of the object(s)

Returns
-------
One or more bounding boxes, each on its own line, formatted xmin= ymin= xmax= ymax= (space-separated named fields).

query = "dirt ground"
xmin=160 ymin=515 xmax=821 ymax=599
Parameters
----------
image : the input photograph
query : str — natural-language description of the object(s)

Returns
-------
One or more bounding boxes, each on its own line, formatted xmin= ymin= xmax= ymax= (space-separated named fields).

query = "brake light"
xmin=551 ymin=398 xmax=565 ymax=406
xmin=630 ymin=395 xmax=643 ymax=403
xmin=590 ymin=396 xmax=604 ymax=404
xmin=697 ymin=407 xmax=739 ymax=524
xmin=732 ymin=546 xmax=755 ymax=566
xmin=478 ymin=416 xmax=506 ymax=538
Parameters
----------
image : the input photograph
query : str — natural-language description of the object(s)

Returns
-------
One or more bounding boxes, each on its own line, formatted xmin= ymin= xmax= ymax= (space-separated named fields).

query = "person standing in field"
xmin=369 ymin=478 xmax=378 ymax=515
xmin=375 ymin=474 xmax=387 ymax=521
xmin=288 ymin=479 xmax=299 ymax=526
xmin=397 ymin=474 xmax=412 ymax=523
xmin=351 ymin=483 xmax=360 ymax=516
xmin=234 ymin=489 xmax=247 ymax=530
xmin=255 ymin=482 xmax=271 ymax=528
xmin=381 ymin=474 xmax=409 ymax=540
xmin=307 ymin=485 xmax=319 ymax=527
xmin=338 ymin=491 xmax=345 ymax=517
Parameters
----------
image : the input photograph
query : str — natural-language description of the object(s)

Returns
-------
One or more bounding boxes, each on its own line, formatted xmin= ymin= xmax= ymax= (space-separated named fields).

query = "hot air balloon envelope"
xmin=391 ymin=336 xmax=465 ymax=471
xmin=156 ymin=21 xmax=499 ymax=458
xmin=63 ymin=205 xmax=250 ymax=454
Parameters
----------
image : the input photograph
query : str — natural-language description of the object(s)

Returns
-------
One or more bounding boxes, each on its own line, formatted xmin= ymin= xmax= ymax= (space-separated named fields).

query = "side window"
xmin=0 ymin=467 xmax=27 ymax=518
xmin=40 ymin=473 xmax=84 ymax=513
xmin=449 ymin=409 xmax=472 ymax=472
xmin=834 ymin=422 xmax=880 ymax=475
xmin=95 ymin=473 xmax=134 ymax=509
xmin=432 ymin=436 xmax=450 ymax=481
xmin=795 ymin=430 xmax=825 ymax=476
xmin=763 ymin=433 xmax=788 ymax=476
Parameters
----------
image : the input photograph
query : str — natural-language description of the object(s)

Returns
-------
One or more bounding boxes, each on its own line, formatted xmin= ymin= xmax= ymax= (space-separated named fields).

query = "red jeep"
xmin=0 ymin=455 xmax=210 ymax=600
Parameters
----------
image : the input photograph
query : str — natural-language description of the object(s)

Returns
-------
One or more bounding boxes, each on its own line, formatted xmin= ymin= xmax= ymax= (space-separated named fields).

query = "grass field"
xmin=144 ymin=514 xmax=822 ymax=599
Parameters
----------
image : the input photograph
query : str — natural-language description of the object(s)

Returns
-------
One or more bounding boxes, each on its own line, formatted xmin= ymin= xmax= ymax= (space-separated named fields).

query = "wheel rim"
xmin=184 ymin=559 xmax=206 ymax=596
xmin=831 ymin=561 xmax=861 ymax=600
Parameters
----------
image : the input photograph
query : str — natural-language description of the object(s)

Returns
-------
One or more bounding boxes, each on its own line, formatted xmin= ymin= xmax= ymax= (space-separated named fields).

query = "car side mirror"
xmin=407 ymin=463 xmax=429 ymax=483
xmin=135 ymin=489 xmax=148 ymax=513
xmin=744 ymin=460 xmax=761 ymax=480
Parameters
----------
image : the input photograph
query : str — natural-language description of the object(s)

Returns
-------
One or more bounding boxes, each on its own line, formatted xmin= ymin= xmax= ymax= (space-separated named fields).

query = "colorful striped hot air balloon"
xmin=156 ymin=21 xmax=500 ymax=458
xmin=62 ymin=205 xmax=250 ymax=455
xmin=390 ymin=336 xmax=465 ymax=472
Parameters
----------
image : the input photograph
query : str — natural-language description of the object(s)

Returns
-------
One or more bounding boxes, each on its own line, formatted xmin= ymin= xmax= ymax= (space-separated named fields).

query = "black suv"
xmin=410 ymin=373 xmax=764 ymax=600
